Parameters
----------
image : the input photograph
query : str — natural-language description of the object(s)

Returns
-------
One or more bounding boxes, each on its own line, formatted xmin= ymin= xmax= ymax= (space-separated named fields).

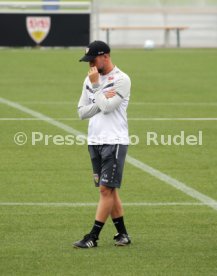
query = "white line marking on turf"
xmin=0 ymin=118 xmax=81 ymax=121
xmin=1 ymin=117 xmax=217 ymax=121
xmin=0 ymin=202 xmax=216 ymax=207
xmin=16 ymin=101 xmax=217 ymax=106
xmin=17 ymin=101 xmax=72 ymax=105
xmin=128 ymin=118 xmax=217 ymax=121
xmin=126 ymin=155 xmax=217 ymax=211
xmin=0 ymin=98 xmax=83 ymax=137
xmin=0 ymin=202 xmax=97 ymax=207
xmin=131 ymin=102 xmax=217 ymax=106
xmin=1 ymin=97 xmax=217 ymax=211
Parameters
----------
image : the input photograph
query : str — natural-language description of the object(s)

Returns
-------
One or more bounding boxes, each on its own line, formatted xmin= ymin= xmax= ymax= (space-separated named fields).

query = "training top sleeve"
xmin=77 ymin=80 xmax=101 ymax=120
xmin=94 ymin=75 xmax=131 ymax=114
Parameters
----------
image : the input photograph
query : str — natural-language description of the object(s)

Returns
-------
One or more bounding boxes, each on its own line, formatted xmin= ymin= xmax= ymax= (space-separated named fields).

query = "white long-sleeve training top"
xmin=78 ymin=66 xmax=131 ymax=145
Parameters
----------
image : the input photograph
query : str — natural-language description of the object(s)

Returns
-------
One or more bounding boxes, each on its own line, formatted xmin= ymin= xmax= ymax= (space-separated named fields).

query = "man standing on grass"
xmin=73 ymin=41 xmax=131 ymax=248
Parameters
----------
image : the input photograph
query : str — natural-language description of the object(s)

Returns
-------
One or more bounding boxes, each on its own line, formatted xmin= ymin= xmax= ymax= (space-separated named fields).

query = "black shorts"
xmin=88 ymin=144 xmax=128 ymax=189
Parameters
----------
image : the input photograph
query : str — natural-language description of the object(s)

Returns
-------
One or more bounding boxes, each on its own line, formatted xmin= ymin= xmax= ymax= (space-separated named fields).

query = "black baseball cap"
xmin=79 ymin=40 xmax=110 ymax=62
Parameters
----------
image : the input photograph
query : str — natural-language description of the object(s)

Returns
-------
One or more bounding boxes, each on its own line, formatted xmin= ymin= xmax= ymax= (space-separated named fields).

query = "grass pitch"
xmin=0 ymin=48 xmax=217 ymax=275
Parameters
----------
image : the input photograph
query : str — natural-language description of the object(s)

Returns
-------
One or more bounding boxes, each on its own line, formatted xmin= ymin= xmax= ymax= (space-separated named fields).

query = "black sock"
xmin=89 ymin=220 xmax=104 ymax=238
xmin=112 ymin=216 xmax=127 ymax=235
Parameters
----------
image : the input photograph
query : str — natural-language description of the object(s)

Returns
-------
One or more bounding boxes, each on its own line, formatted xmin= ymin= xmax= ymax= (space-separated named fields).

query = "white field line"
xmin=0 ymin=118 xmax=81 ymax=121
xmin=0 ymin=98 xmax=83 ymax=137
xmin=1 ymin=97 xmax=217 ymax=211
xmin=131 ymin=102 xmax=217 ymax=106
xmin=1 ymin=117 xmax=217 ymax=121
xmin=128 ymin=118 xmax=217 ymax=121
xmin=126 ymin=155 xmax=217 ymax=212
xmin=0 ymin=202 xmax=216 ymax=207
xmin=17 ymin=101 xmax=72 ymax=105
xmin=16 ymin=101 xmax=217 ymax=106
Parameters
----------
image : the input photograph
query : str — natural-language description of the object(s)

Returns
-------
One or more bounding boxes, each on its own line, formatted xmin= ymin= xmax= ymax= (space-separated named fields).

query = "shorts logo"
xmin=101 ymin=173 xmax=108 ymax=183
xmin=26 ymin=17 xmax=51 ymax=44
xmin=93 ymin=174 xmax=99 ymax=185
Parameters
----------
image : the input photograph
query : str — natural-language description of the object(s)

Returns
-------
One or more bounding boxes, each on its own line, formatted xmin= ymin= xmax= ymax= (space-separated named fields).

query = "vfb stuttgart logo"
xmin=26 ymin=17 xmax=51 ymax=44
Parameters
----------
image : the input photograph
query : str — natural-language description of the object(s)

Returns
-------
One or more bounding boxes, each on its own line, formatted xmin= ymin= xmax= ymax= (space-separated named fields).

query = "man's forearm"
xmin=95 ymin=91 xmax=122 ymax=114
xmin=78 ymin=103 xmax=101 ymax=120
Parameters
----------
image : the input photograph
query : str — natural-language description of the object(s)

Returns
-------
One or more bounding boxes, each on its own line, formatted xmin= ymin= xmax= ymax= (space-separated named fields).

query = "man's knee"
xmin=99 ymin=185 xmax=115 ymax=197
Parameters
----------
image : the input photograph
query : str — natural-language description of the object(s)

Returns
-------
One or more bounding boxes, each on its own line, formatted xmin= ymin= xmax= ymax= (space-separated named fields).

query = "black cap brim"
xmin=79 ymin=55 xmax=96 ymax=62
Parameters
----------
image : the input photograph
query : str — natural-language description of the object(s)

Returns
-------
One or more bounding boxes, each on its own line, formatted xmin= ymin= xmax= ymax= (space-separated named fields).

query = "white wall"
xmin=91 ymin=2 xmax=217 ymax=47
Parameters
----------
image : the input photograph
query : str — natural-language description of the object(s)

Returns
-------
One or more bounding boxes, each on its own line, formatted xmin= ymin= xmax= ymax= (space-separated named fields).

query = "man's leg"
xmin=73 ymin=145 xmax=130 ymax=248
xmin=111 ymin=189 xmax=128 ymax=236
xmin=111 ymin=189 xmax=123 ymax=218
xmin=88 ymin=185 xmax=115 ymax=238
xmin=73 ymin=185 xmax=116 ymax=248
xmin=95 ymin=185 xmax=115 ymax=222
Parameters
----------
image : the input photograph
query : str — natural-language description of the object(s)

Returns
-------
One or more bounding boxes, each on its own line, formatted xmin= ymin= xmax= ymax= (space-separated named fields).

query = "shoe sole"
xmin=73 ymin=244 xmax=97 ymax=249
xmin=73 ymin=244 xmax=82 ymax=249
xmin=115 ymin=242 xmax=131 ymax=246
